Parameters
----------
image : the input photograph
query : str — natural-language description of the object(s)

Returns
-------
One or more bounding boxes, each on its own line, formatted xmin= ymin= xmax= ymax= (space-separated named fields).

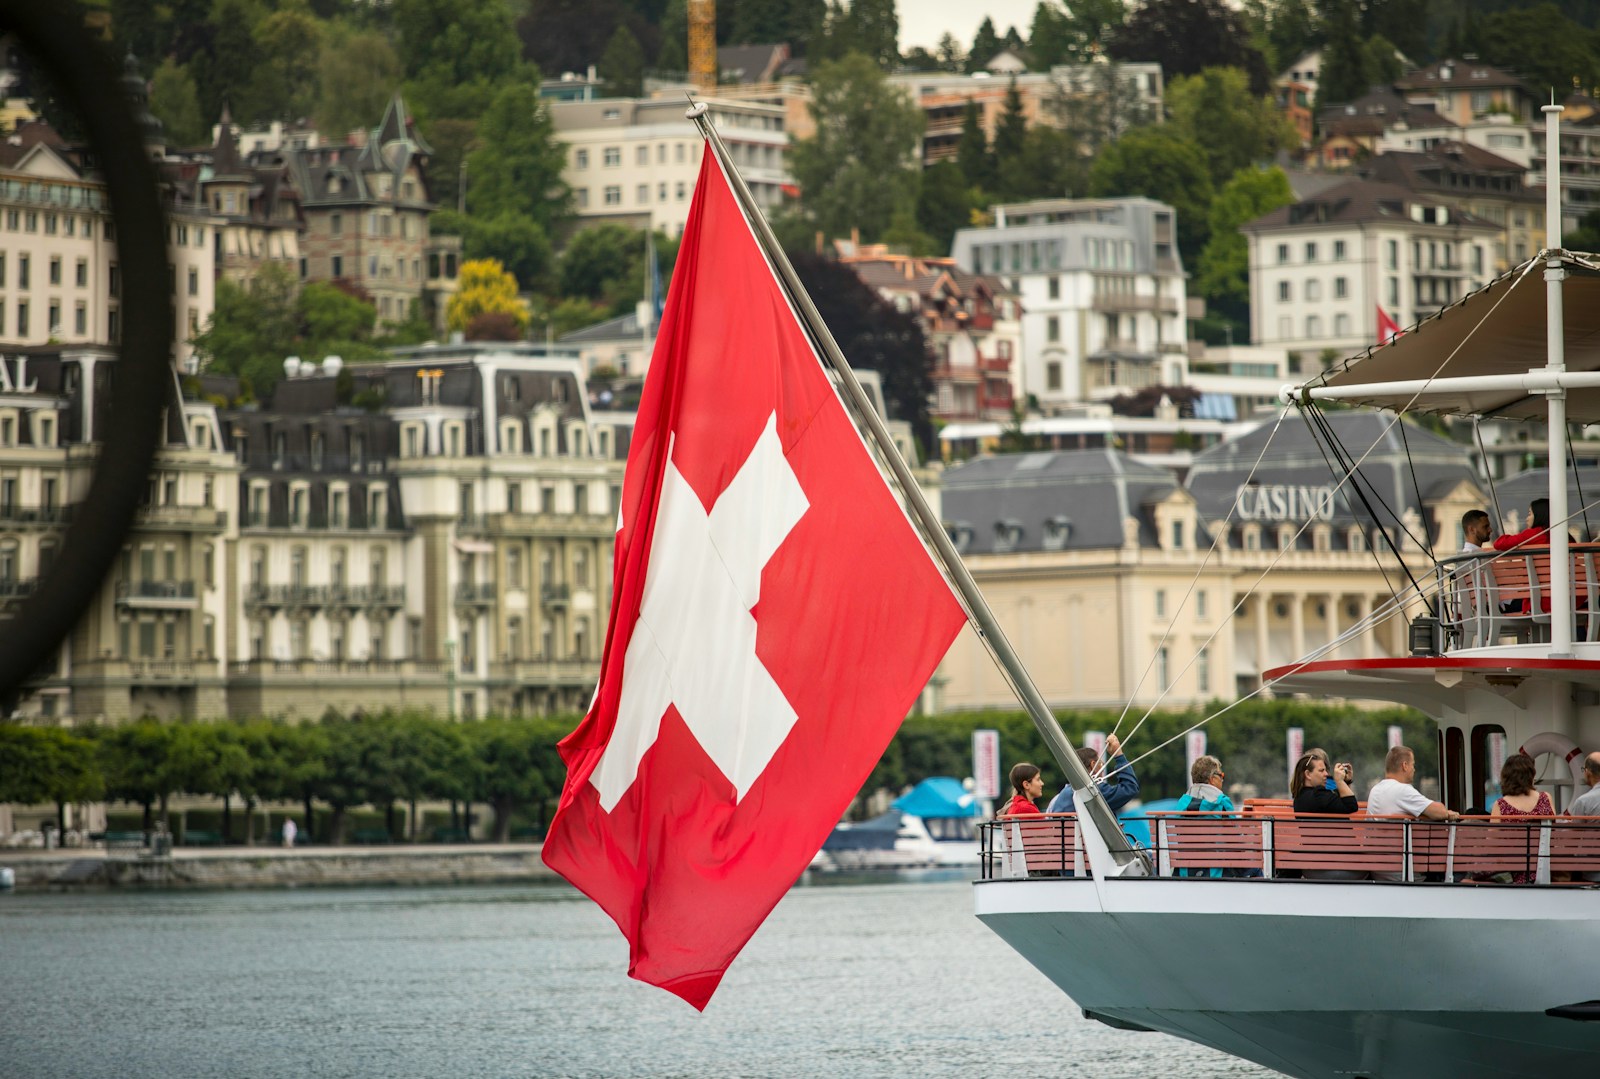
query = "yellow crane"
xmin=688 ymin=0 xmax=716 ymax=94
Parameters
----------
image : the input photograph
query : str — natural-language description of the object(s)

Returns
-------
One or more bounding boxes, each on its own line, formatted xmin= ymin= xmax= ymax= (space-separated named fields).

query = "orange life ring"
xmin=1518 ymin=731 xmax=1587 ymax=790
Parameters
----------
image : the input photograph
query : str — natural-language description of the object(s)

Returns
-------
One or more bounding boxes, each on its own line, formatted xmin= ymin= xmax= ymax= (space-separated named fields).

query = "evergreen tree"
xmin=992 ymin=80 xmax=1028 ymax=197
xmin=1028 ymin=2 xmax=1074 ymax=70
xmin=464 ymin=82 xmax=571 ymax=232
xmin=1166 ymin=66 xmax=1295 ymax=188
xmin=968 ymin=17 xmax=1002 ymax=72
xmin=1195 ymin=165 xmax=1293 ymax=333
xmin=149 ymin=59 xmax=205 ymax=147
xmin=844 ymin=0 xmax=899 ymax=69
xmin=956 ymin=99 xmax=995 ymax=191
xmin=1362 ymin=33 xmax=1405 ymax=86
xmin=316 ymin=28 xmax=404 ymax=139
xmin=599 ymin=24 xmax=646 ymax=97
xmin=915 ymin=160 xmax=977 ymax=255
xmin=936 ymin=32 xmax=965 ymax=72
xmin=1316 ymin=0 xmax=1371 ymax=109
xmin=1087 ymin=125 xmax=1214 ymax=258
xmin=658 ymin=0 xmax=689 ymax=71
xmin=1108 ymin=0 xmax=1271 ymax=93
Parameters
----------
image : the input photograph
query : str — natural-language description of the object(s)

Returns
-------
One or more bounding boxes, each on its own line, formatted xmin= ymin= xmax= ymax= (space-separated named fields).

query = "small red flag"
xmin=541 ymin=145 xmax=965 ymax=1009
xmin=1377 ymin=305 xmax=1404 ymax=344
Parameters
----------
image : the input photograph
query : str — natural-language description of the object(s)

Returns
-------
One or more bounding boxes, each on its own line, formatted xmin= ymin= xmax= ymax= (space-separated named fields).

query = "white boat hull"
xmin=976 ymin=877 xmax=1600 ymax=1078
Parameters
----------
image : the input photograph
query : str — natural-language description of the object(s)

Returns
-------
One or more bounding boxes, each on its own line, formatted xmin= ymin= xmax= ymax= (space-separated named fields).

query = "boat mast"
xmin=1544 ymin=102 xmax=1574 ymax=656
xmin=684 ymin=102 xmax=1144 ymax=874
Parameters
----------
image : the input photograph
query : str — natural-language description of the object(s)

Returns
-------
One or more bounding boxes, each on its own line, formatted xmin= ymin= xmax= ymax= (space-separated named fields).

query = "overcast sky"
xmin=897 ymin=0 xmax=1043 ymax=53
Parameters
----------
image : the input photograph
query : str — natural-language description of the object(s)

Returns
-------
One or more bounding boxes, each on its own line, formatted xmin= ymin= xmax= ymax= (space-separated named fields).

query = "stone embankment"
xmin=0 ymin=844 xmax=563 ymax=891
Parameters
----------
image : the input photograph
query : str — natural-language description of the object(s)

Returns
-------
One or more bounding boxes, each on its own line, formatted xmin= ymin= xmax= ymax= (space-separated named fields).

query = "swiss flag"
xmin=1377 ymin=305 xmax=1404 ymax=344
xmin=541 ymin=145 xmax=966 ymax=1009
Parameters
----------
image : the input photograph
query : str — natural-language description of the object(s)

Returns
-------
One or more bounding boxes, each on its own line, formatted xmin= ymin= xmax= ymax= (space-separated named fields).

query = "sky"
xmin=897 ymin=0 xmax=1044 ymax=53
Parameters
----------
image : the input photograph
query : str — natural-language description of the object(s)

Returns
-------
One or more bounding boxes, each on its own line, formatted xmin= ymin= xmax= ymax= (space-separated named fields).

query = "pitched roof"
xmin=1367 ymin=142 xmax=1542 ymax=202
xmin=1242 ymin=178 xmax=1499 ymax=232
xmin=1395 ymin=58 xmax=1528 ymax=93
xmin=1318 ymin=86 xmax=1453 ymax=135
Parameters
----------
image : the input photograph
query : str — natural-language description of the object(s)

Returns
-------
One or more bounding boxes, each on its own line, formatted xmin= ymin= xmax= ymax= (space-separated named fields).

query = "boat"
xmin=972 ymin=105 xmax=1600 ymax=1079
xmin=815 ymin=776 xmax=982 ymax=870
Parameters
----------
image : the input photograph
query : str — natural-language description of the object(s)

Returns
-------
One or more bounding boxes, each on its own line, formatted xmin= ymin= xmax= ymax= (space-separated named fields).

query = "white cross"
xmin=592 ymin=413 xmax=810 ymax=812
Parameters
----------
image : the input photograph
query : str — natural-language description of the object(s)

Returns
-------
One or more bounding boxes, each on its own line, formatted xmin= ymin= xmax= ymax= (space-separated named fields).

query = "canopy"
xmin=1304 ymin=252 xmax=1600 ymax=421
xmin=891 ymin=776 xmax=981 ymax=819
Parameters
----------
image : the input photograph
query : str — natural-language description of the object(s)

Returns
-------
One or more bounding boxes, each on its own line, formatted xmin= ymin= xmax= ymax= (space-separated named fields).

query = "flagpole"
xmin=685 ymin=102 xmax=1142 ymax=873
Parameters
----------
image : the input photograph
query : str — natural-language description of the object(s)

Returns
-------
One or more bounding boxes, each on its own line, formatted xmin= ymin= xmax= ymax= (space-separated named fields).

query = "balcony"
xmin=115 ymin=580 xmax=199 ymax=609
xmin=485 ymin=511 xmax=616 ymax=538
xmin=454 ymin=582 xmax=497 ymax=606
xmin=929 ymin=363 xmax=983 ymax=384
xmin=0 ymin=504 xmax=72 ymax=528
xmin=489 ymin=658 xmax=598 ymax=686
xmin=978 ymin=355 xmax=1011 ymax=375
xmin=138 ymin=505 xmax=228 ymax=531
xmin=0 ymin=578 xmax=38 ymax=609
xmin=541 ymin=583 xmax=571 ymax=608
xmin=969 ymin=312 xmax=995 ymax=331
xmin=227 ymin=658 xmax=444 ymax=679
xmin=1090 ymin=293 xmax=1180 ymax=315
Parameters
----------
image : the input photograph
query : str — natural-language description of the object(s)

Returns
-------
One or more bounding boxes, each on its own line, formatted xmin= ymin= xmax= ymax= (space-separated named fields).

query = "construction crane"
xmin=688 ymin=0 xmax=716 ymax=94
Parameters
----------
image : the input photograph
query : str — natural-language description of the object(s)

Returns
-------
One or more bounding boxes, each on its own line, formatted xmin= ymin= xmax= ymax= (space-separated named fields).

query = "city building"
xmin=1242 ymin=179 xmax=1499 ymax=365
xmin=1393 ymin=58 xmax=1536 ymax=129
xmin=836 ymin=247 xmax=1019 ymax=422
xmin=558 ymin=309 xmax=658 ymax=379
xmin=951 ymin=197 xmax=1189 ymax=413
xmin=1366 ymin=142 xmax=1544 ymax=269
xmin=549 ymin=96 xmax=791 ymax=236
xmin=194 ymin=106 xmax=302 ymax=286
xmin=1531 ymin=101 xmax=1600 ymax=232
xmin=935 ymin=411 xmax=1482 ymax=710
xmin=1314 ymin=87 xmax=1453 ymax=169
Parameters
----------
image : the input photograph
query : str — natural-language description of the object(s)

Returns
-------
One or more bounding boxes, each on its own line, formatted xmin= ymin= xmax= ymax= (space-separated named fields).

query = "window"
xmin=508 ymin=546 xmax=523 ymax=587
xmin=1046 ymin=316 xmax=1060 ymax=342
xmin=1304 ymin=242 xmax=1317 ymax=262
xmin=1048 ymin=276 xmax=1060 ymax=300
xmin=637 ymin=183 xmax=648 ymax=204
xmin=1386 ymin=239 xmax=1398 ymax=270
xmin=575 ymin=149 xmax=588 ymax=169
xmin=74 ymin=258 xmax=86 ymax=287
xmin=1278 ymin=281 xmax=1290 ymax=301
xmin=1333 ymin=240 xmax=1346 ymax=261
xmin=1155 ymin=590 xmax=1167 ymax=617
xmin=1197 ymin=647 xmax=1211 ymax=694
xmin=1306 ymin=314 xmax=1322 ymax=337
xmin=1334 ymin=313 xmax=1351 ymax=336
xmin=1304 ymin=280 xmax=1321 ymax=302
xmin=1046 ymin=361 xmax=1062 ymax=391
xmin=1387 ymin=277 xmax=1400 ymax=307
xmin=18 ymin=255 xmax=29 ymax=288
xmin=603 ymin=147 xmax=621 ymax=167
xmin=1156 ymin=646 xmax=1170 ymax=691
xmin=48 ymin=256 xmax=60 ymax=286
xmin=636 ymin=145 xmax=648 ymax=166
xmin=604 ymin=186 xmax=621 ymax=206
xmin=1276 ymin=244 xmax=1289 ymax=264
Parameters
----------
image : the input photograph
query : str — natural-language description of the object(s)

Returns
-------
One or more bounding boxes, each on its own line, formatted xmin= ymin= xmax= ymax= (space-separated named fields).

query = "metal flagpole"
xmin=1543 ymin=103 xmax=1574 ymax=657
xmin=685 ymin=102 xmax=1142 ymax=873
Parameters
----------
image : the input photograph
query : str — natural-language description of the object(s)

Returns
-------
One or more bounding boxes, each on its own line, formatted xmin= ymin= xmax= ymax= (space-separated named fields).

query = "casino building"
xmin=936 ymin=411 xmax=1489 ymax=710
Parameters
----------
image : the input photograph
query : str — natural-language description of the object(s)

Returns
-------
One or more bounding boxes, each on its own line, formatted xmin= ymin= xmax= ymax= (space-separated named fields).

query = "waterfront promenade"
xmin=0 ymin=842 xmax=561 ymax=891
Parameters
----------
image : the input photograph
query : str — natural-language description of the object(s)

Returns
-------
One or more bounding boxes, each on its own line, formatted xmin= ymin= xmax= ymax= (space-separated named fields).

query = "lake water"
xmin=0 ymin=878 xmax=1276 ymax=1078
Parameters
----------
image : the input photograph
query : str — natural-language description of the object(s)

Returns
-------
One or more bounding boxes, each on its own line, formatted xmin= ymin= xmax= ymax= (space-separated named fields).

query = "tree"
xmin=993 ymin=80 xmax=1028 ymax=184
xmin=190 ymin=0 xmax=268 ymax=125
xmin=467 ymin=716 xmax=573 ymax=841
xmin=1166 ymin=66 xmax=1296 ymax=188
xmin=447 ymin=258 xmax=529 ymax=335
xmin=435 ymin=209 xmax=555 ymax=290
xmin=967 ymin=16 xmax=1002 ymax=72
xmin=788 ymin=53 xmax=924 ymax=243
xmin=1028 ymin=2 xmax=1074 ymax=69
xmin=316 ymin=28 xmax=404 ymax=138
xmin=1477 ymin=4 xmax=1600 ymax=99
xmin=149 ymin=59 xmax=205 ymax=147
xmin=300 ymin=280 xmax=377 ymax=343
xmin=1195 ymin=165 xmax=1293 ymax=334
xmin=657 ymin=0 xmax=688 ymax=70
xmin=1361 ymin=33 xmax=1405 ymax=86
xmin=955 ymin=99 xmax=994 ymax=192
xmin=1316 ymin=0 xmax=1370 ymax=109
xmin=916 ymin=160 xmax=978 ymax=254
xmin=789 ymin=251 xmax=936 ymax=453
xmin=843 ymin=0 xmax=899 ymax=69
xmin=1006 ymin=125 xmax=1087 ymax=201
xmin=936 ymin=32 xmax=965 ymax=72
xmin=191 ymin=263 xmax=301 ymax=398
xmin=1046 ymin=61 xmax=1155 ymax=155
xmin=1241 ymin=0 xmax=1317 ymax=74
xmin=599 ymin=24 xmax=646 ymax=98
xmin=239 ymin=6 xmax=325 ymax=122
xmin=420 ymin=117 xmax=476 ymax=215
xmin=1088 ymin=125 xmax=1214 ymax=259
xmin=464 ymin=82 xmax=570 ymax=232
xmin=558 ymin=224 xmax=644 ymax=306
xmin=1108 ymin=0 xmax=1272 ymax=94
xmin=398 ymin=0 xmax=534 ymax=120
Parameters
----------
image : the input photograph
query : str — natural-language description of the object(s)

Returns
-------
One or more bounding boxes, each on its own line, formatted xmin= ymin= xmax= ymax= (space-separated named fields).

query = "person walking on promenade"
xmin=282 ymin=817 xmax=298 ymax=848
xmin=1046 ymin=734 xmax=1139 ymax=814
xmin=1000 ymin=763 xmax=1045 ymax=816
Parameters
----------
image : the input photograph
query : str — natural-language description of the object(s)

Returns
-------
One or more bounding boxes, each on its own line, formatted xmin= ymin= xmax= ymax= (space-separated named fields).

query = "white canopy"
xmin=1300 ymin=252 xmax=1600 ymax=422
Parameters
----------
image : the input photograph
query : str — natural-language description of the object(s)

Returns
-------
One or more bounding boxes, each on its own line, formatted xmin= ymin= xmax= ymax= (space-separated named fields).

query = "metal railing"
xmin=978 ymin=814 xmax=1600 ymax=884
xmin=1433 ymin=545 xmax=1600 ymax=652
xmin=115 ymin=580 xmax=197 ymax=601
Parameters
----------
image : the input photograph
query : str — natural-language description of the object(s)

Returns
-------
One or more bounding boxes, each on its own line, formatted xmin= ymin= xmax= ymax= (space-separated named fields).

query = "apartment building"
xmin=837 ymin=248 xmax=1020 ymax=422
xmin=1242 ymin=179 xmax=1498 ymax=364
xmin=1367 ymin=142 xmax=1545 ymax=269
xmin=0 ymin=126 xmax=217 ymax=362
xmin=1393 ymin=59 xmax=1536 ymax=129
xmin=950 ymin=197 xmax=1189 ymax=412
xmin=549 ymin=96 xmax=790 ymax=235
xmin=0 ymin=344 xmax=628 ymax=723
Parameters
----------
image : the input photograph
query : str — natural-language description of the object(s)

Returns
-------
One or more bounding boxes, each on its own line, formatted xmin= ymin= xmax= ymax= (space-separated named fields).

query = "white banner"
xmin=972 ymin=729 xmax=1000 ymax=800
xmin=1488 ymin=732 xmax=1507 ymax=788
xmin=1186 ymin=730 xmax=1207 ymax=777
xmin=1084 ymin=730 xmax=1106 ymax=762
xmin=1287 ymin=727 xmax=1305 ymax=785
xmin=1387 ymin=725 xmax=1404 ymax=750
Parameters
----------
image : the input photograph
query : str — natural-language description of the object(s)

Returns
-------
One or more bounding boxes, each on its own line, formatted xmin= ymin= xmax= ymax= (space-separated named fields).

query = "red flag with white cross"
xmin=1377 ymin=304 xmax=1404 ymax=344
xmin=541 ymin=145 xmax=966 ymax=1009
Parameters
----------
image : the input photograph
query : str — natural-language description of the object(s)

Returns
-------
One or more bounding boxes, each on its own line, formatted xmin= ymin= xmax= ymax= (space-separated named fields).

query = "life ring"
xmin=1518 ymin=731 xmax=1587 ymax=790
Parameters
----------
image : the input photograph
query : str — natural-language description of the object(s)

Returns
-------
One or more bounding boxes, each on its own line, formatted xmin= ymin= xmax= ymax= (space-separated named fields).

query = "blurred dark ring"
xmin=0 ymin=2 xmax=172 ymax=707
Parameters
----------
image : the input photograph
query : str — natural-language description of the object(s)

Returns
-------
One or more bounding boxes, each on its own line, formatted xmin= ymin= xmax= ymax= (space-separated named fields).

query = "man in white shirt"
xmin=1367 ymin=745 xmax=1459 ymax=881
xmin=1460 ymin=509 xmax=1492 ymax=552
xmin=1568 ymin=752 xmax=1600 ymax=816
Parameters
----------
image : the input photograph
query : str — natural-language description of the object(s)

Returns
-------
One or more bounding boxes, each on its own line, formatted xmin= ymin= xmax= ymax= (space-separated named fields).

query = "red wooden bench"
xmin=993 ymin=814 xmax=1081 ymax=877
xmin=1271 ymin=816 xmax=1409 ymax=879
xmin=1150 ymin=814 xmax=1266 ymax=877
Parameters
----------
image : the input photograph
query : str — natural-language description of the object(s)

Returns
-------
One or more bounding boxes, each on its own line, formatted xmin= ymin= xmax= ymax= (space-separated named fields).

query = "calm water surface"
xmin=0 ymin=878 xmax=1276 ymax=1078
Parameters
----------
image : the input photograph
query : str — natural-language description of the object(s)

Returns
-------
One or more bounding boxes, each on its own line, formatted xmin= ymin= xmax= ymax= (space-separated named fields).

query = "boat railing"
xmin=1433 ymin=545 xmax=1600 ymax=650
xmin=978 ymin=813 xmax=1600 ymax=884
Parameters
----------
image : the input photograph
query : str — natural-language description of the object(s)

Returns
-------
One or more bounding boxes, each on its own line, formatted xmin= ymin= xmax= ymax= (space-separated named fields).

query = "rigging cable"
xmin=1396 ymin=415 xmax=1436 ymax=560
xmin=1474 ymin=416 xmax=1503 ymax=527
xmin=1570 ymin=435 xmax=1593 ymax=541
xmin=1299 ymin=403 xmax=1404 ymax=608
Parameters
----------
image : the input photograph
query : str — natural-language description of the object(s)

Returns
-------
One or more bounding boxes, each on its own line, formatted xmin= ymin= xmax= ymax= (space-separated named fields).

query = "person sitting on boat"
xmin=999 ymin=763 xmax=1045 ymax=817
xmin=1291 ymin=753 xmax=1358 ymax=815
xmin=1045 ymin=733 xmax=1139 ymax=814
xmin=1490 ymin=753 xmax=1555 ymax=884
xmin=1367 ymin=745 xmax=1459 ymax=881
xmin=1461 ymin=509 xmax=1493 ymax=553
xmin=1173 ymin=755 xmax=1247 ymax=878
xmin=1492 ymin=498 xmax=1551 ymax=552
xmin=1568 ymin=752 xmax=1600 ymax=816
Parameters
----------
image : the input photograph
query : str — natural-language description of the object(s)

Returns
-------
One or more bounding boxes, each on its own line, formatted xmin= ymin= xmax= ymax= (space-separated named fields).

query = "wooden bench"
xmin=1150 ymin=814 xmax=1266 ymax=877
xmin=993 ymin=814 xmax=1081 ymax=877
xmin=1271 ymin=816 xmax=1409 ymax=879
xmin=99 ymin=830 xmax=147 ymax=850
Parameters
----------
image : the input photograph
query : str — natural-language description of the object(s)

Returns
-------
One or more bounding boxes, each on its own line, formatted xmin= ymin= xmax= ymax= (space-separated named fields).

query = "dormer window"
xmin=993 ymin=518 xmax=1024 ymax=553
xmin=948 ymin=522 xmax=974 ymax=554
xmin=1042 ymin=515 xmax=1072 ymax=551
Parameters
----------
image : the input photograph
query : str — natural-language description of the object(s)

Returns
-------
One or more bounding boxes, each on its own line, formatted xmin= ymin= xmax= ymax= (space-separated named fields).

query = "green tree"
xmin=788 ymin=53 xmax=925 ymax=243
xmin=1108 ymin=0 xmax=1271 ymax=93
xmin=1166 ymin=66 xmax=1296 ymax=188
xmin=599 ymin=24 xmax=646 ymax=97
xmin=955 ymin=98 xmax=994 ymax=192
xmin=464 ymin=82 xmax=570 ymax=232
xmin=657 ymin=0 xmax=688 ymax=70
xmin=1002 ymin=125 xmax=1087 ymax=202
xmin=1316 ymin=0 xmax=1371 ymax=109
xmin=1047 ymin=61 xmax=1155 ymax=155
xmin=448 ymin=258 xmax=529 ymax=334
xmin=1195 ymin=165 xmax=1293 ymax=333
xmin=467 ymin=716 xmax=574 ymax=840
xmin=558 ymin=224 xmax=644 ymax=307
xmin=299 ymin=280 xmax=377 ymax=343
xmin=967 ymin=16 xmax=1002 ymax=72
xmin=239 ymin=6 xmax=325 ymax=121
xmin=191 ymin=0 xmax=268 ymax=124
xmin=316 ymin=27 xmax=404 ymax=138
xmin=0 ymin=726 xmax=102 ymax=834
xmin=191 ymin=263 xmax=300 ymax=399
xmin=420 ymin=117 xmax=476 ymax=215
xmin=1088 ymin=125 xmax=1214 ymax=258
xmin=842 ymin=0 xmax=899 ymax=69
xmin=1361 ymin=33 xmax=1405 ymax=86
xmin=915 ymin=160 xmax=980 ymax=254
xmin=936 ymin=32 xmax=966 ymax=72
xmin=149 ymin=59 xmax=205 ymax=147
xmin=1241 ymin=0 xmax=1316 ymax=74
xmin=1028 ymin=2 xmax=1074 ymax=69
xmin=1477 ymin=4 xmax=1599 ymax=99
xmin=992 ymin=80 xmax=1028 ymax=192
xmin=395 ymin=0 xmax=533 ymax=120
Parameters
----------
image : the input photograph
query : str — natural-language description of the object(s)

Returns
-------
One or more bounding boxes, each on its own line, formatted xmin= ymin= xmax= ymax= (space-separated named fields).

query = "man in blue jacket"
xmin=1046 ymin=733 xmax=1140 ymax=813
